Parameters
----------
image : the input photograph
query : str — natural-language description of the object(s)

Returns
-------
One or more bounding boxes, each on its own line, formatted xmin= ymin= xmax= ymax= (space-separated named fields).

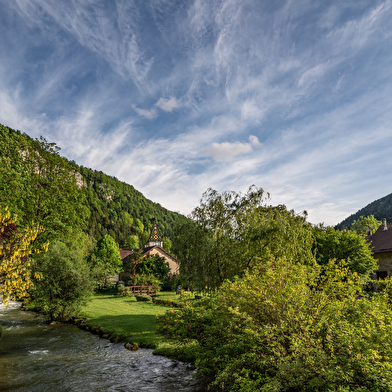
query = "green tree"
xmin=135 ymin=254 xmax=170 ymax=281
xmin=31 ymin=240 xmax=94 ymax=321
xmin=122 ymin=235 xmax=139 ymax=249
xmin=174 ymin=186 xmax=314 ymax=290
xmin=0 ymin=207 xmax=46 ymax=304
xmin=135 ymin=219 xmax=144 ymax=236
xmin=351 ymin=215 xmax=382 ymax=235
xmin=88 ymin=234 xmax=123 ymax=285
xmin=157 ymin=258 xmax=392 ymax=391
xmin=162 ymin=236 xmax=172 ymax=253
xmin=0 ymin=126 xmax=89 ymax=246
xmin=313 ymin=225 xmax=377 ymax=280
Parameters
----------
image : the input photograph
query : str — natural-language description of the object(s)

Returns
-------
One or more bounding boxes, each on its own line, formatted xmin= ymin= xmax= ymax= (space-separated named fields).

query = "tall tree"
xmin=31 ymin=240 xmax=94 ymax=321
xmin=174 ymin=186 xmax=314 ymax=290
xmin=351 ymin=215 xmax=382 ymax=235
xmin=88 ymin=234 xmax=123 ymax=285
xmin=0 ymin=207 xmax=45 ymax=304
xmin=312 ymin=225 xmax=377 ymax=279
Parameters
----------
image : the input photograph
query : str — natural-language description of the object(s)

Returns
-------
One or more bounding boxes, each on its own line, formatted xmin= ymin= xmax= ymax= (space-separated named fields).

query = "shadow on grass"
xmin=85 ymin=313 xmax=162 ymax=347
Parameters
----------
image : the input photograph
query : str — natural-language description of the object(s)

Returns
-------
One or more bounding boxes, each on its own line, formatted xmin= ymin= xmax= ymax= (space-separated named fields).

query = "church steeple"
xmin=147 ymin=219 xmax=163 ymax=247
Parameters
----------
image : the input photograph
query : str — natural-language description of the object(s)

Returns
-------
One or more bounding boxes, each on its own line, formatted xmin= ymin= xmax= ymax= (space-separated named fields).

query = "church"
xmin=118 ymin=220 xmax=179 ymax=276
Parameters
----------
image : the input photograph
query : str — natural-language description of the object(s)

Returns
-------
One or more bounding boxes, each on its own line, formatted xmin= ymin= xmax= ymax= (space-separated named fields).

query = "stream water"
xmin=0 ymin=302 xmax=205 ymax=391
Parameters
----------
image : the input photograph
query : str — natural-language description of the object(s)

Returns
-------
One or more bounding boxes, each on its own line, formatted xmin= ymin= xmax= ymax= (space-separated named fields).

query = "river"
xmin=0 ymin=302 xmax=205 ymax=391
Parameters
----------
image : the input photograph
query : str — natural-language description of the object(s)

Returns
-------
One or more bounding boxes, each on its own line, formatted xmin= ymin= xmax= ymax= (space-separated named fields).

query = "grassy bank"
xmin=79 ymin=291 xmax=181 ymax=349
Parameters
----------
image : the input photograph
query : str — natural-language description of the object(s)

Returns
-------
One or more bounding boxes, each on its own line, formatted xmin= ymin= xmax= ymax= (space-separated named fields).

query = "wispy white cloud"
xmin=131 ymin=104 xmax=158 ymax=120
xmin=203 ymin=135 xmax=260 ymax=162
xmin=2 ymin=0 xmax=392 ymax=227
xmin=155 ymin=97 xmax=184 ymax=112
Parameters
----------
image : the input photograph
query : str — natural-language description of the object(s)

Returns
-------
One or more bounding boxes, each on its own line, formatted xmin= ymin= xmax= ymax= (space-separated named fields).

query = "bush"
xmin=161 ymin=273 xmax=184 ymax=291
xmin=96 ymin=281 xmax=116 ymax=293
xmin=157 ymin=258 xmax=392 ymax=391
xmin=126 ymin=273 xmax=161 ymax=287
xmin=116 ymin=284 xmax=133 ymax=297
xmin=30 ymin=241 xmax=95 ymax=321
xmin=376 ymin=277 xmax=392 ymax=304
xmin=135 ymin=295 xmax=152 ymax=302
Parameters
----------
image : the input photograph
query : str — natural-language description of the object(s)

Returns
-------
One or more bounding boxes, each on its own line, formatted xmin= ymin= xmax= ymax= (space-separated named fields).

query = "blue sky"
xmin=1 ymin=0 xmax=392 ymax=225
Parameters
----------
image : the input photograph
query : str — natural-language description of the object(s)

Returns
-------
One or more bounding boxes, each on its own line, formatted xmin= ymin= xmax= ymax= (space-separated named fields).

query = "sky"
xmin=1 ymin=0 xmax=392 ymax=226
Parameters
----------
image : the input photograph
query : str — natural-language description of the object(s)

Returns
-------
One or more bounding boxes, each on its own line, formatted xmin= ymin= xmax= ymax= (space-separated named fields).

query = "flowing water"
xmin=0 ymin=302 xmax=205 ymax=391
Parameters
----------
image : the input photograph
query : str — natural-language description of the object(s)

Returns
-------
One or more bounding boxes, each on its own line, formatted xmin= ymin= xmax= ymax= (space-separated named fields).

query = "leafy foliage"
xmin=174 ymin=186 xmax=314 ymax=290
xmin=88 ymin=234 xmax=123 ymax=285
xmin=351 ymin=215 xmax=382 ymax=235
xmin=122 ymin=234 xmax=139 ymax=249
xmin=313 ymin=225 xmax=377 ymax=280
xmin=0 ymin=207 xmax=46 ymax=303
xmin=134 ymin=254 xmax=170 ymax=280
xmin=0 ymin=125 xmax=89 ymax=246
xmin=125 ymin=273 xmax=161 ymax=287
xmin=157 ymin=259 xmax=392 ymax=391
xmin=31 ymin=240 xmax=95 ymax=321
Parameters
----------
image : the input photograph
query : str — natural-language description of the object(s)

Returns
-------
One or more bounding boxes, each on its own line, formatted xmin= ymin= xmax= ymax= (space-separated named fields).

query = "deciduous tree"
xmin=88 ymin=234 xmax=123 ymax=285
xmin=351 ymin=215 xmax=382 ymax=235
xmin=174 ymin=186 xmax=314 ymax=290
xmin=313 ymin=225 xmax=377 ymax=280
xmin=31 ymin=240 xmax=94 ymax=321
xmin=0 ymin=207 xmax=45 ymax=304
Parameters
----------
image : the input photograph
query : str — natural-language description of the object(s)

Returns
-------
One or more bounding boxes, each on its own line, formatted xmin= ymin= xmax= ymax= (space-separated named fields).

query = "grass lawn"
xmin=80 ymin=291 xmax=181 ymax=348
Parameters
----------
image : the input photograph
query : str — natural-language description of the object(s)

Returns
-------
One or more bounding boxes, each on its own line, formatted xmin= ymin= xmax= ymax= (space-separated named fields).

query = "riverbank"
xmin=79 ymin=291 xmax=174 ymax=347
xmin=77 ymin=291 xmax=195 ymax=360
xmin=23 ymin=290 xmax=198 ymax=361
xmin=0 ymin=301 xmax=205 ymax=392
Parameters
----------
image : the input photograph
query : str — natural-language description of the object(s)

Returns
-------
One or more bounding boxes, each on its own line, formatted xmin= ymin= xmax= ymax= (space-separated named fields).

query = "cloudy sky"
xmin=1 ymin=0 xmax=392 ymax=225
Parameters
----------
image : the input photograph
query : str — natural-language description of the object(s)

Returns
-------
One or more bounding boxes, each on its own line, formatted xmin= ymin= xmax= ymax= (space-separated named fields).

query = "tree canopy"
xmin=350 ymin=215 xmax=382 ymax=235
xmin=88 ymin=234 xmax=123 ymax=285
xmin=0 ymin=124 xmax=188 ymax=248
xmin=0 ymin=207 xmax=46 ymax=303
xmin=174 ymin=186 xmax=314 ymax=290
xmin=31 ymin=240 xmax=94 ymax=321
xmin=312 ymin=225 xmax=377 ymax=279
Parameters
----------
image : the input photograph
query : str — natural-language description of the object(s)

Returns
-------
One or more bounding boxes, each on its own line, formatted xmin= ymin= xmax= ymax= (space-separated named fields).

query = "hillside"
xmin=335 ymin=193 xmax=392 ymax=230
xmin=0 ymin=123 xmax=188 ymax=247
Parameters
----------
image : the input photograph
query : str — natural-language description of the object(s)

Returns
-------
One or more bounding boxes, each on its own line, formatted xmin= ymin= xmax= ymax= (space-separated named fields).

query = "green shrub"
xmin=135 ymin=295 xmax=152 ymax=302
xmin=126 ymin=273 xmax=161 ymax=287
xmin=96 ymin=281 xmax=116 ymax=293
xmin=30 ymin=241 xmax=95 ymax=321
xmin=376 ymin=277 xmax=392 ymax=303
xmin=117 ymin=283 xmax=125 ymax=296
xmin=157 ymin=258 xmax=392 ymax=391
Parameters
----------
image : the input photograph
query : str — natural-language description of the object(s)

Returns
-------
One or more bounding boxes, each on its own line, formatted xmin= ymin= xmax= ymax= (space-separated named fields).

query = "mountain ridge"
xmin=335 ymin=192 xmax=392 ymax=230
xmin=0 ymin=123 xmax=188 ymax=248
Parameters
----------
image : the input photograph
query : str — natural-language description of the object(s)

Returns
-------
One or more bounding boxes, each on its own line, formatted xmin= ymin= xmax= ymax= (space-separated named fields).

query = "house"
xmin=119 ymin=220 xmax=179 ymax=277
xmin=367 ymin=219 xmax=392 ymax=279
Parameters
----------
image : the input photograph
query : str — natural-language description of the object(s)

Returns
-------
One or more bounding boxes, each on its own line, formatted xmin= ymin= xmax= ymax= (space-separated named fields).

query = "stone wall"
xmin=373 ymin=251 xmax=392 ymax=278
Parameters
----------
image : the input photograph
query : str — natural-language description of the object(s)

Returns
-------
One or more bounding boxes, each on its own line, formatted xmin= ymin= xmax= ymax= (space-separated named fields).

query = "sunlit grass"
xmin=80 ymin=291 xmax=180 ymax=347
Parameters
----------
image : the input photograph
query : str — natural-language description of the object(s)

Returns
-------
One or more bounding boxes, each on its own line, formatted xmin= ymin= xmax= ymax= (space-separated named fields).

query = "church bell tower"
xmin=147 ymin=219 xmax=163 ymax=247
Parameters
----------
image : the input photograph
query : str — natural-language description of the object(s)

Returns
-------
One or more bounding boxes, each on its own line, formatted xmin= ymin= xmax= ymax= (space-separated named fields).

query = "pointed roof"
xmin=367 ymin=222 xmax=392 ymax=253
xmin=149 ymin=219 xmax=162 ymax=243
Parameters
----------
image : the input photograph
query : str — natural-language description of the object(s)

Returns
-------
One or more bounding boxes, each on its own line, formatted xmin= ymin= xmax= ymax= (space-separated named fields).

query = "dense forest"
xmin=0 ymin=123 xmax=188 ymax=248
xmin=335 ymin=192 xmax=392 ymax=230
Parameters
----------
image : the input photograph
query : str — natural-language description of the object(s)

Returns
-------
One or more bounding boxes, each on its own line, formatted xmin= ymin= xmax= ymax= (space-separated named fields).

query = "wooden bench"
xmin=125 ymin=286 xmax=158 ymax=296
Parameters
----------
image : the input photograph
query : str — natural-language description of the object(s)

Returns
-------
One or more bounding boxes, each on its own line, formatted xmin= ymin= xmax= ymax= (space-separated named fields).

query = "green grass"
xmin=80 ymin=291 xmax=181 ymax=348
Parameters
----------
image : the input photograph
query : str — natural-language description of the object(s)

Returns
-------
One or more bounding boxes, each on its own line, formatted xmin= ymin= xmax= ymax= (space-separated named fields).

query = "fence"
xmin=126 ymin=286 xmax=158 ymax=296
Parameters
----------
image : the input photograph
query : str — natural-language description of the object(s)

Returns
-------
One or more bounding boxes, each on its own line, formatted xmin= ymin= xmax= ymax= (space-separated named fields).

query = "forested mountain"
xmin=0 ymin=123 xmax=188 ymax=248
xmin=335 ymin=192 xmax=392 ymax=230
